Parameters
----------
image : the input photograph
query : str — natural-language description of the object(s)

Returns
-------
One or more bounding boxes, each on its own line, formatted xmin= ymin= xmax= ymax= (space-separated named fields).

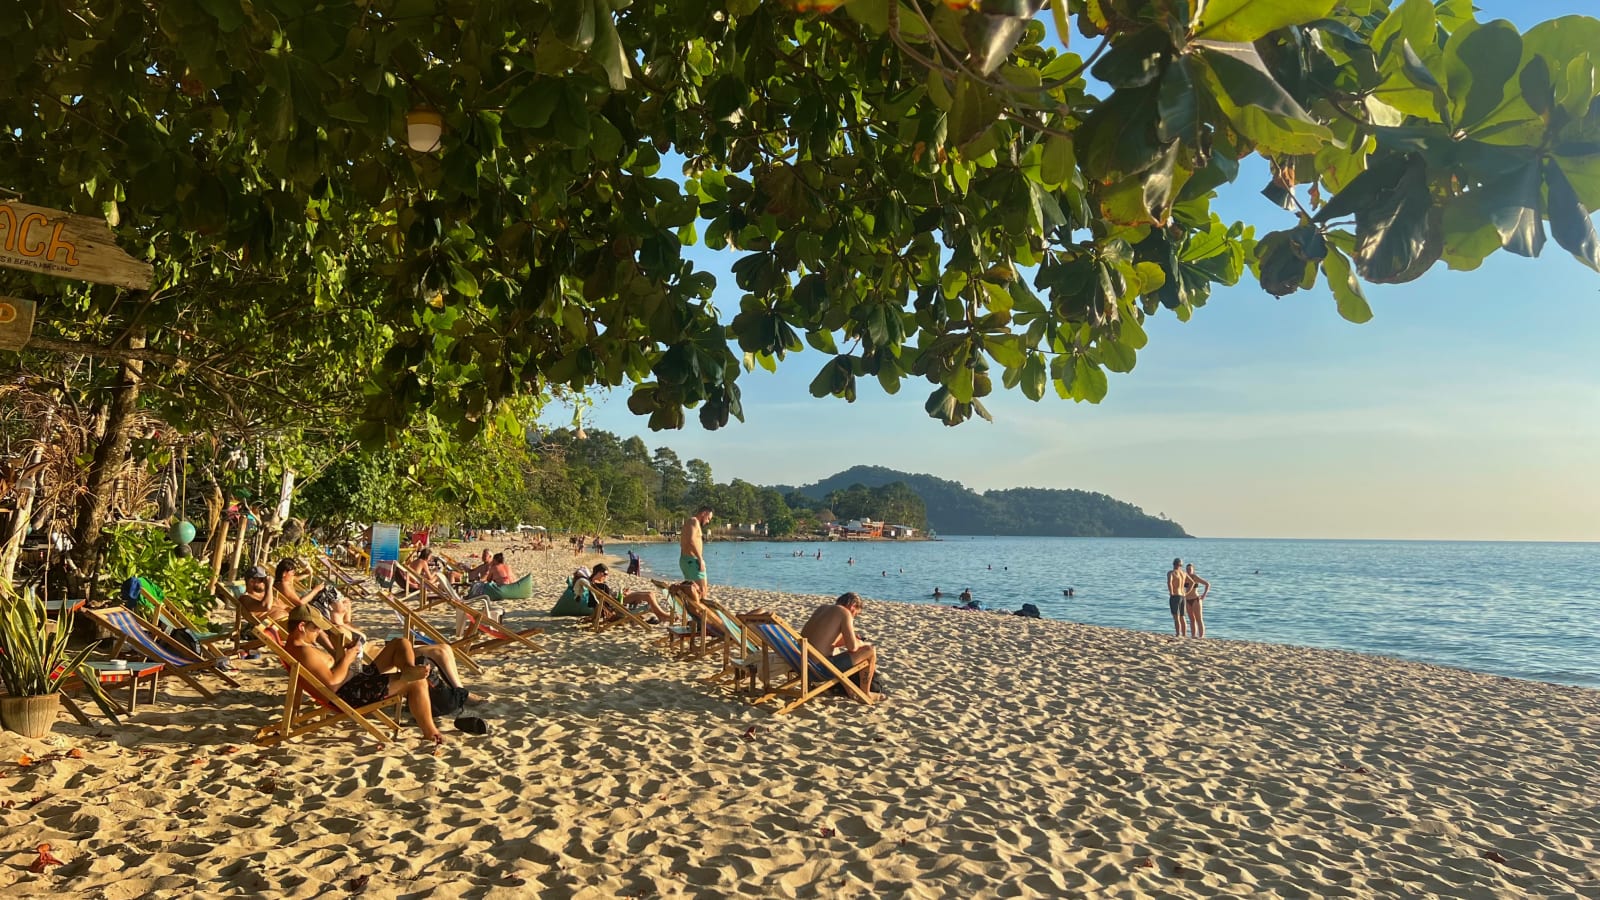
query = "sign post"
xmin=0 ymin=201 xmax=153 ymax=290
xmin=0 ymin=296 xmax=35 ymax=351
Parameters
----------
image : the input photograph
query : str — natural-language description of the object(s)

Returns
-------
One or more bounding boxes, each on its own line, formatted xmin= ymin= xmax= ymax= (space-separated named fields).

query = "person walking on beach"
xmin=1167 ymin=559 xmax=1189 ymax=636
xmin=680 ymin=506 xmax=714 ymax=601
xmin=800 ymin=592 xmax=880 ymax=699
xmin=1184 ymin=563 xmax=1210 ymax=638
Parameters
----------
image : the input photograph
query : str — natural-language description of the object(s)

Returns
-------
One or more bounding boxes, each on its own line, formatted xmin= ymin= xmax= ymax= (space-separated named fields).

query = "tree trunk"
xmin=0 ymin=422 xmax=50 ymax=585
xmin=69 ymin=327 xmax=145 ymax=595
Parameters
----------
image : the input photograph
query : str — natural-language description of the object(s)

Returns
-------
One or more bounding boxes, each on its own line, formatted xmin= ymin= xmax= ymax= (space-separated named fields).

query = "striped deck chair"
xmin=413 ymin=574 xmax=545 ymax=655
xmin=252 ymin=626 xmax=403 ymax=747
xmin=740 ymin=611 xmax=875 ymax=715
xmin=587 ymin=578 xmax=656 ymax=633
xmin=213 ymin=582 xmax=266 ymax=656
xmin=699 ymin=597 xmax=763 ymax=691
xmin=83 ymin=606 xmax=241 ymax=700
xmin=137 ymin=578 xmax=234 ymax=663
xmin=315 ymin=553 xmax=484 ymax=676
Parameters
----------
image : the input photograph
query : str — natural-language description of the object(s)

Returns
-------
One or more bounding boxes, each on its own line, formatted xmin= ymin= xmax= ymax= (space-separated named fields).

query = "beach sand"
xmin=2 ymin=540 xmax=1597 ymax=898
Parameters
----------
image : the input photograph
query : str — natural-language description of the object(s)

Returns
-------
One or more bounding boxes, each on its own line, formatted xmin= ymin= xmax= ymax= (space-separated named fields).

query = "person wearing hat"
xmin=239 ymin=565 xmax=275 ymax=619
xmin=283 ymin=604 xmax=446 ymax=745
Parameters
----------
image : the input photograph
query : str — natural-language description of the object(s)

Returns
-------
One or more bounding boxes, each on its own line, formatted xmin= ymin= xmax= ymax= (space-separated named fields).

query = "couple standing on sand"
xmin=1166 ymin=558 xmax=1211 ymax=638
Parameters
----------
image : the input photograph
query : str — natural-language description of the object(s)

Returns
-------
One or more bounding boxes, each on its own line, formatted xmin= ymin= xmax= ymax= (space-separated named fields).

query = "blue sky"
xmin=555 ymin=1 xmax=1600 ymax=542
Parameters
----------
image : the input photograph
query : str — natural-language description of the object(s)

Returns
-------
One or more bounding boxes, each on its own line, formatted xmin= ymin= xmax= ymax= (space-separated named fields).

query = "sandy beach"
xmin=2 ymin=540 xmax=1597 ymax=898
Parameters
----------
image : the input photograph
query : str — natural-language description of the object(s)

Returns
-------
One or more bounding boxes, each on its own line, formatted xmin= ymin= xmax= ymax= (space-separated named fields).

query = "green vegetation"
xmin=795 ymin=465 xmax=1186 ymax=537
xmin=0 ymin=1 xmax=1595 ymax=584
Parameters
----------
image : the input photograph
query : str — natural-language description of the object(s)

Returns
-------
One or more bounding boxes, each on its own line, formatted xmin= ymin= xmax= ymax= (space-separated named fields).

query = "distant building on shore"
xmin=828 ymin=518 xmax=917 ymax=539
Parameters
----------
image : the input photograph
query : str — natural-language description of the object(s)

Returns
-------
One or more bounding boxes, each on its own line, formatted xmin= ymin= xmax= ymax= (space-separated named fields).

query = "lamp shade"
xmin=405 ymin=108 xmax=444 ymax=153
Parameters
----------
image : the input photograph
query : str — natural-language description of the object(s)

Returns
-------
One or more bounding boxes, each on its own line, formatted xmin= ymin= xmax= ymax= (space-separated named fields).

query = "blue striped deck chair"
xmin=699 ymin=597 xmax=762 ymax=691
xmin=316 ymin=552 xmax=484 ymax=676
xmin=739 ymin=611 xmax=875 ymax=715
xmin=84 ymin=606 xmax=241 ymax=700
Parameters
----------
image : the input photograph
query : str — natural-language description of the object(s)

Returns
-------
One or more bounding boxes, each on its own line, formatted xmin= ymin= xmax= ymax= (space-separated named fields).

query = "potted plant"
xmin=0 ymin=583 xmax=118 ymax=737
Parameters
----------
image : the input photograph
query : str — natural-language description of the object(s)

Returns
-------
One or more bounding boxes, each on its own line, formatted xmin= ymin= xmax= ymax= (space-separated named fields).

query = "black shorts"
xmin=337 ymin=669 xmax=390 ymax=707
xmin=829 ymin=650 xmax=859 ymax=674
xmin=1169 ymin=595 xmax=1184 ymax=616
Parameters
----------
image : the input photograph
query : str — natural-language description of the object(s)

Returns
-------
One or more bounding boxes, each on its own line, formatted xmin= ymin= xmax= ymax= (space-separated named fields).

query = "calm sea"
xmin=620 ymin=536 xmax=1600 ymax=689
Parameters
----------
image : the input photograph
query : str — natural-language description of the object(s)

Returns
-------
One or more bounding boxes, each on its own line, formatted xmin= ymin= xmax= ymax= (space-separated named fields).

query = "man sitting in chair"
xmin=800 ymin=592 xmax=881 ymax=699
xmin=282 ymin=605 xmax=446 ymax=745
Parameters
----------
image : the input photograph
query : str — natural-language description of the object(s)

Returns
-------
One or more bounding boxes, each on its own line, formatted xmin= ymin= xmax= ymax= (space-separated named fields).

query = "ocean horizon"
xmin=618 ymin=535 xmax=1600 ymax=690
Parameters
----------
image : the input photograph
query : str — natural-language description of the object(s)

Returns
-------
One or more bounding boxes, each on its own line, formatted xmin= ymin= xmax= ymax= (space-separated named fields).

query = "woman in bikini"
xmin=1184 ymin=563 xmax=1211 ymax=638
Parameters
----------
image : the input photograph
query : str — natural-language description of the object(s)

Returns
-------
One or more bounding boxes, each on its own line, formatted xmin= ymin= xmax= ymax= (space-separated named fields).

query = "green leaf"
xmin=1040 ymin=135 xmax=1074 ymax=187
xmin=1443 ymin=21 xmax=1522 ymax=130
xmin=1195 ymin=42 xmax=1333 ymax=155
xmin=1321 ymin=246 xmax=1373 ymax=323
xmin=1157 ymin=58 xmax=1199 ymax=145
xmin=1399 ymin=40 xmax=1451 ymax=127
xmin=1354 ymin=160 xmax=1443 ymax=284
xmin=1072 ymin=356 xmax=1108 ymax=403
xmin=949 ymin=75 xmax=1002 ymax=149
xmin=1020 ymin=353 xmax=1046 ymax=401
xmin=1545 ymin=158 xmax=1600 ymax=272
xmin=941 ymin=268 xmax=969 ymax=300
xmin=1192 ymin=0 xmax=1337 ymax=43
xmin=449 ymin=262 xmax=480 ymax=298
xmin=590 ymin=8 xmax=632 ymax=90
xmin=552 ymin=0 xmax=597 ymax=51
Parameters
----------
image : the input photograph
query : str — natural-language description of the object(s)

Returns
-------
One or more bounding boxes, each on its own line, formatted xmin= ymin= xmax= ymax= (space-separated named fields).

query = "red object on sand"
xmin=29 ymin=843 xmax=64 ymax=872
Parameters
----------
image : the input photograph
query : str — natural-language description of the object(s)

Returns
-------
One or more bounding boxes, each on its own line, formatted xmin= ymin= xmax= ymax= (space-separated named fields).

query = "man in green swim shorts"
xmin=679 ymin=506 xmax=714 ymax=601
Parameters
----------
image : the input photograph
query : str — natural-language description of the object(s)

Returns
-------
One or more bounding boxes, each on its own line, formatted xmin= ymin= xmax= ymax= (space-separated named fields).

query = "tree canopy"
xmin=2 ymin=0 xmax=1598 ymax=441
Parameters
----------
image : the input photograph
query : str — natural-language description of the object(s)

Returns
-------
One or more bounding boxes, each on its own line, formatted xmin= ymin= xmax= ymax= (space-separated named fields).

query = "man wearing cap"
xmin=239 ymin=565 xmax=281 ymax=620
xmin=282 ymin=605 xmax=445 ymax=745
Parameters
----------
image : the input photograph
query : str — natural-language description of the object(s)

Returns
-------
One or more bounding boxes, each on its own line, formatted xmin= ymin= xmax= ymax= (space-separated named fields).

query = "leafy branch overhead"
xmin=1 ymin=0 xmax=1597 ymax=435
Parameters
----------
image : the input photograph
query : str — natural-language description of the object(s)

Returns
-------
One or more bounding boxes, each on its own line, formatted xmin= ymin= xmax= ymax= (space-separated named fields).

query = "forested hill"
xmin=789 ymin=466 xmax=1189 ymax=538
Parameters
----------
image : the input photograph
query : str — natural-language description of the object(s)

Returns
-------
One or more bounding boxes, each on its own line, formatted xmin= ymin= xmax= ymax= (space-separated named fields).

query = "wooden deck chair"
xmin=213 ymin=582 xmax=266 ymax=655
xmin=586 ymin=578 xmax=656 ymax=633
xmin=740 ymin=611 xmax=876 ymax=715
xmin=656 ymin=585 xmax=712 ymax=658
xmin=136 ymin=578 xmax=235 ymax=663
xmin=412 ymin=574 xmax=545 ymax=655
xmin=252 ymin=626 xmax=403 ymax=747
xmin=83 ymin=606 xmax=242 ymax=700
xmin=698 ymin=597 xmax=763 ymax=690
xmin=315 ymin=554 xmax=485 ymax=677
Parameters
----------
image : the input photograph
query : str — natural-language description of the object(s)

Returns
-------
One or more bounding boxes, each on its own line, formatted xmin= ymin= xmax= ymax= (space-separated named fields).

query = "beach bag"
xmin=1016 ymin=603 xmax=1041 ymax=619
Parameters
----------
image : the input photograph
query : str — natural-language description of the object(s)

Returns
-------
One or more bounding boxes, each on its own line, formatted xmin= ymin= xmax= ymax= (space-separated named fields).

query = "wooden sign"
xmin=0 ymin=201 xmax=153 ymax=290
xmin=0 ymin=296 xmax=36 ymax=351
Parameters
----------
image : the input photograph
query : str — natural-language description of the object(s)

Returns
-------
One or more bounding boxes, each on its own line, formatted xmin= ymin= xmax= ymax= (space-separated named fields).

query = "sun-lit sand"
xmin=2 ymin=539 xmax=1597 ymax=897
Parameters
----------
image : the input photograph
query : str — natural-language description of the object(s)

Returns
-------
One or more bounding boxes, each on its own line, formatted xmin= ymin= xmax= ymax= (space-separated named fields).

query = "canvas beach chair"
xmin=739 ymin=611 xmax=875 ymax=715
xmin=586 ymin=577 xmax=657 ymax=633
xmin=252 ymin=625 xmax=403 ymax=747
xmin=313 ymin=553 xmax=485 ymax=676
xmin=83 ymin=606 xmax=242 ymax=700
xmin=698 ymin=597 xmax=763 ymax=691
xmin=408 ymin=573 xmax=545 ymax=656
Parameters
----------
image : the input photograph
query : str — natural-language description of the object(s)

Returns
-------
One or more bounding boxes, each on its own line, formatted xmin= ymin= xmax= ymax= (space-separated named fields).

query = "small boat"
xmin=484 ymin=573 xmax=533 ymax=600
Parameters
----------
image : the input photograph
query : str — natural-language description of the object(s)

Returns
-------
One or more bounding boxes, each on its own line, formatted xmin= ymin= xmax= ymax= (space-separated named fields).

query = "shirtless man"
xmin=238 ymin=565 xmax=281 ymax=621
xmin=679 ymin=506 xmax=714 ymax=601
xmin=282 ymin=604 xmax=444 ymax=745
xmin=799 ymin=592 xmax=879 ymax=700
xmin=1166 ymin=558 xmax=1189 ymax=637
